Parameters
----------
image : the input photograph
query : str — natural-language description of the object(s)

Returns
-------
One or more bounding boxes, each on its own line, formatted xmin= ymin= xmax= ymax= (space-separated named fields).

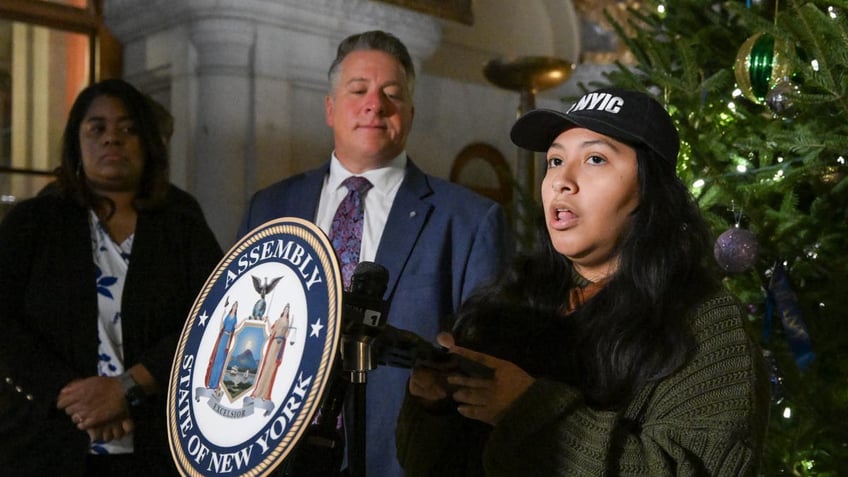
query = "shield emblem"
xmin=221 ymin=320 xmax=268 ymax=401
xmin=167 ymin=217 xmax=343 ymax=477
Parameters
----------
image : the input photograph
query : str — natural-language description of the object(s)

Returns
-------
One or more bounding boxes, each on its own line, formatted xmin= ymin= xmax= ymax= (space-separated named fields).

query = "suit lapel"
xmin=375 ymin=160 xmax=432 ymax=298
xmin=290 ymin=164 xmax=328 ymax=220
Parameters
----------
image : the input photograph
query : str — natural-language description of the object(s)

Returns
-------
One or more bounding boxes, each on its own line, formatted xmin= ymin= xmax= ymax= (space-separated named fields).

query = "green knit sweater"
xmin=396 ymin=291 xmax=770 ymax=476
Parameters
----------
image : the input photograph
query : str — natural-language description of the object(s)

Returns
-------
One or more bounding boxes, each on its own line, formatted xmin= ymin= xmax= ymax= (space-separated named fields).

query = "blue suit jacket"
xmin=237 ymin=159 xmax=511 ymax=477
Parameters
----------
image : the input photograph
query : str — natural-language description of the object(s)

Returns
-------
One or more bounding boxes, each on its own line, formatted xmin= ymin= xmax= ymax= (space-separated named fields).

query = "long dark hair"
xmin=454 ymin=147 xmax=718 ymax=408
xmin=53 ymin=78 xmax=169 ymax=216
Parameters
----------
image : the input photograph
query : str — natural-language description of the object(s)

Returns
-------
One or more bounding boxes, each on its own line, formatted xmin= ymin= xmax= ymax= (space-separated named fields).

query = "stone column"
xmin=189 ymin=17 xmax=255 ymax=243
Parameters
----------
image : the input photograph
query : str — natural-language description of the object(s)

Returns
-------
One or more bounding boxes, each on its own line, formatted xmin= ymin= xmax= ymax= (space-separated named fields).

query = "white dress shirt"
xmin=314 ymin=152 xmax=406 ymax=263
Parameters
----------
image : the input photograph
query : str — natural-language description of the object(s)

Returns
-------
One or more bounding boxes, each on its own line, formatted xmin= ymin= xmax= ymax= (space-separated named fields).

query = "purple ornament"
xmin=714 ymin=227 xmax=759 ymax=273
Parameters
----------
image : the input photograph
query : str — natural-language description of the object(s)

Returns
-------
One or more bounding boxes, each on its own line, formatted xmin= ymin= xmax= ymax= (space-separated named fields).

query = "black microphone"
xmin=349 ymin=261 xmax=388 ymax=297
xmin=341 ymin=262 xmax=390 ymax=368
xmin=340 ymin=262 xmax=390 ymax=375
xmin=374 ymin=325 xmax=495 ymax=379
xmin=280 ymin=262 xmax=390 ymax=477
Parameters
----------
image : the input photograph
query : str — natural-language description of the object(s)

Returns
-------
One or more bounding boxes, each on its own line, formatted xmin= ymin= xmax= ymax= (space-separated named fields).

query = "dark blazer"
xmin=238 ymin=159 xmax=512 ymax=477
xmin=0 ymin=186 xmax=222 ymax=476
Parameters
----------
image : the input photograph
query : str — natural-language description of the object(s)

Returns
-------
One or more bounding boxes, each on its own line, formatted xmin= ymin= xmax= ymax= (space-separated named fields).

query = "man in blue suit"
xmin=237 ymin=31 xmax=511 ymax=476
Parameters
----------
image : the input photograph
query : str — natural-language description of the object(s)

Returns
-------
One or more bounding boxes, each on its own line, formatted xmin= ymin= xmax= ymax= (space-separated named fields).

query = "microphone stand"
xmin=332 ymin=262 xmax=389 ymax=477
xmin=281 ymin=262 xmax=389 ymax=477
xmin=341 ymin=334 xmax=375 ymax=477
xmin=336 ymin=262 xmax=390 ymax=477
xmin=282 ymin=329 xmax=379 ymax=477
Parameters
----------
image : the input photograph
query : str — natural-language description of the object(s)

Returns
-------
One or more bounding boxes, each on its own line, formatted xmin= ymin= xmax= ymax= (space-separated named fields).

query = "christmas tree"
xmin=583 ymin=0 xmax=848 ymax=474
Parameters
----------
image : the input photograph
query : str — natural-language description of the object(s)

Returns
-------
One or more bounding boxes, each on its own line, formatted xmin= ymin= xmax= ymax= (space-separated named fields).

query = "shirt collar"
xmin=328 ymin=151 xmax=407 ymax=194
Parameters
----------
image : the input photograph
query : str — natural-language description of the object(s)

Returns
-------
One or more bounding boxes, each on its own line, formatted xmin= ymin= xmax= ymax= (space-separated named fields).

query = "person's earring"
xmin=76 ymin=162 xmax=83 ymax=179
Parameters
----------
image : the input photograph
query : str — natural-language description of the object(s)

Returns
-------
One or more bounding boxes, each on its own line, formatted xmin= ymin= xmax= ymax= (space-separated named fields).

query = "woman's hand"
xmin=408 ymin=348 xmax=458 ymax=412
xmin=57 ymin=376 xmax=127 ymax=429
xmin=437 ymin=332 xmax=535 ymax=426
xmin=86 ymin=417 xmax=135 ymax=443
xmin=409 ymin=365 xmax=449 ymax=402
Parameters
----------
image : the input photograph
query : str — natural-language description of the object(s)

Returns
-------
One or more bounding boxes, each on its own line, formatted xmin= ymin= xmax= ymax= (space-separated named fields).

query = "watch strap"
xmin=118 ymin=371 xmax=146 ymax=407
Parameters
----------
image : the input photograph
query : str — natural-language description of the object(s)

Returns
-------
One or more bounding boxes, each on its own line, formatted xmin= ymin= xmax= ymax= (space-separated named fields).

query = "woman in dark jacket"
xmin=0 ymin=79 xmax=222 ymax=476
xmin=397 ymin=88 xmax=770 ymax=476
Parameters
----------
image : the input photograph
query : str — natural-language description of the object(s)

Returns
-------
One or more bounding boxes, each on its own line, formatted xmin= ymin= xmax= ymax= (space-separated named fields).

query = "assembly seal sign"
xmin=167 ymin=217 xmax=342 ymax=477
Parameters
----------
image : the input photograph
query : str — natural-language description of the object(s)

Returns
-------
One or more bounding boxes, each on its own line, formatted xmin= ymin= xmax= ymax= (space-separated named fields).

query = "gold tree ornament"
xmin=734 ymin=32 xmax=796 ymax=104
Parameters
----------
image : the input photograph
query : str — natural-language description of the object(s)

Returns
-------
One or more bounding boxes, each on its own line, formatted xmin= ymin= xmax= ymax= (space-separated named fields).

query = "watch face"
xmin=127 ymin=386 xmax=145 ymax=407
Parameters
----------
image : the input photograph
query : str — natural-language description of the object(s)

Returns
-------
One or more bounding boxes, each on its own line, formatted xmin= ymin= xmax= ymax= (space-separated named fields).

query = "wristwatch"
xmin=118 ymin=371 xmax=146 ymax=408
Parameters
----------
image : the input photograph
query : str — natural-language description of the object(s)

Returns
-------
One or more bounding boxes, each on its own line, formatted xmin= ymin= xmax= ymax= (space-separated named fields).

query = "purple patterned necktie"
xmin=330 ymin=176 xmax=373 ymax=290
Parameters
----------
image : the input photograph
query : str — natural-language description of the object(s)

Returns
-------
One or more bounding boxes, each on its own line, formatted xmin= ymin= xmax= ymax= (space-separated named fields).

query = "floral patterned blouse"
xmin=89 ymin=210 xmax=133 ymax=455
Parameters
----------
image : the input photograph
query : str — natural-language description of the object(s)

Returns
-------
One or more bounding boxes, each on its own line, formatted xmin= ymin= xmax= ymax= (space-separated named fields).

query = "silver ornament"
xmin=766 ymin=77 xmax=800 ymax=117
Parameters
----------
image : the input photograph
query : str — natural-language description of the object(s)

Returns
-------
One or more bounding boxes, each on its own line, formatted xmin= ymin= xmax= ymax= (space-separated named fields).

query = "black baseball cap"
xmin=510 ymin=87 xmax=680 ymax=168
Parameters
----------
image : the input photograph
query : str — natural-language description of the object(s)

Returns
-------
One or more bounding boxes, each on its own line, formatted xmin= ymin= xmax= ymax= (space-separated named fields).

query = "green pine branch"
xmin=580 ymin=1 xmax=848 ymax=474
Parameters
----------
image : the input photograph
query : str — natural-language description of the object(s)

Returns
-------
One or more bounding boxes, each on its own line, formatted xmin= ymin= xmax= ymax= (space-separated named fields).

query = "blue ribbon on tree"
xmin=764 ymin=260 xmax=814 ymax=371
